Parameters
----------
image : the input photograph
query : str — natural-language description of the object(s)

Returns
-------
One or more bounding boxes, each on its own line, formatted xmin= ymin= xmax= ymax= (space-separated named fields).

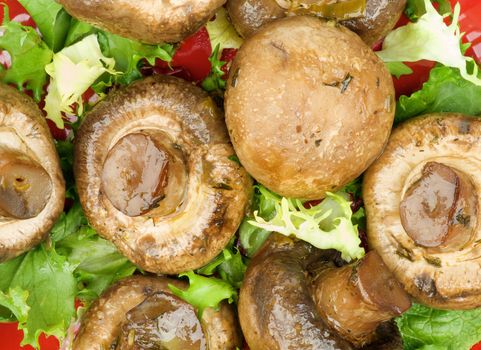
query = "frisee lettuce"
xmin=397 ymin=304 xmax=481 ymax=350
xmin=405 ymin=0 xmax=452 ymax=22
xmin=377 ymin=0 xmax=481 ymax=86
xmin=168 ymin=271 xmax=237 ymax=317
xmin=206 ymin=7 xmax=243 ymax=52
xmin=44 ymin=34 xmax=118 ymax=128
xmin=0 ymin=5 xmax=53 ymax=101
xmin=249 ymin=186 xmax=365 ymax=262
xmin=202 ymin=44 xmax=227 ymax=92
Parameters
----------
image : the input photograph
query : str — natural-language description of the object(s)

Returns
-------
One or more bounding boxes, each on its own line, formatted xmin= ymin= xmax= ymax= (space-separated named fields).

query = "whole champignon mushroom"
xmin=74 ymin=75 xmax=252 ymax=274
xmin=364 ymin=114 xmax=481 ymax=310
xmin=0 ymin=84 xmax=65 ymax=262
xmin=225 ymin=16 xmax=394 ymax=199
xmin=226 ymin=0 xmax=406 ymax=45
xmin=58 ymin=0 xmax=226 ymax=44
xmin=239 ymin=234 xmax=411 ymax=349
xmin=73 ymin=275 xmax=242 ymax=349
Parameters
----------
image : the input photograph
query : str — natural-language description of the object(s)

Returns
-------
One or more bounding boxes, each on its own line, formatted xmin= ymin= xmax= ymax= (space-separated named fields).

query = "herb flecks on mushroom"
xmin=75 ymin=76 xmax=252 ymax=274
xmin=364 ymin=113 xmax=481 ymax=309
xmin=225 ymin=16 xmax=394 ymax=199
xmin=58 ymin=0 xmax=226 ymax=44
xmin=239 ymin=234 xmax=410 ymax=349
xmin=73 ymin=276 xmax=241 ymax=350
xmin=0 ymin=83 xmax=65 ymax=262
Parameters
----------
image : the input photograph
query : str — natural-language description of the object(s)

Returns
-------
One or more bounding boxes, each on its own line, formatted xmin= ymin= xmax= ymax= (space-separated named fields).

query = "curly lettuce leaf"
xmin=44 ymin=34 xmax=117 ymax=128
xmin=0 ymin=287 xmax=29 ymax=323
xmin=396 ymin=66 xmax=481 ymax=122
xmin=168 ymin=271 xmax=237 ymax=317
xmin=0 ymin=6 xmax=53 ymax=101
xmin=377 ymin=0 xmax=481 ymax=86
xmin=405 ymin=0 xmax=452 ymax=21
xmin=397 ymin=304 xmax=481 ymax=350
xmin=386 ymin=62 xmax=414 ymax=78
xmin=206 ymin=7 xmax=243 ymax=52
xmin=249 ymin=187 xmax=365 ymax=261
xmin=17 ymin=0 xmax=72 ymax=52
xmin=202 ymin=44 xmax=227 ymax=92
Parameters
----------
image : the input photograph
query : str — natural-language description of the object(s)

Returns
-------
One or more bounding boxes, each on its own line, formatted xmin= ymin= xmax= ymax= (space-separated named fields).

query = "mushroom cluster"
xmin=225 ymin=15 xmax=395 ymax=199
xmin=0 ymin=84 xmax=65 ymax=262
xmin=239 ymin=234 xmax=411 ymax=349
xmin=75 ymin=75 xmax=252 ymax=274
xmin=58 ymin=0 xmax=226 ymax=43
xmin=73 ymin=275 xmax=241 ymax=349
xmin=226 ymin=0 xmax=407 ymax=45
xmin=364 ymin=114 xmax=481 ymax=310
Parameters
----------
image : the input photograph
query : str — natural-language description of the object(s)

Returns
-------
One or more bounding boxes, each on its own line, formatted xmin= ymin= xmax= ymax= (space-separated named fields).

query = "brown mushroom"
xmin=364 ymin=113 xmax=481 ymax=309
xmin=58 ymin=0 xmax=226 ymax=44
xmin=225 ymin=16 xmax=394 ymax=199
xmin=239 ymin=234 xmax=411 ymax=349
xmin=73 ymin=275 xmax=241 ymax=349
xmin=0 ymin=84 xmax=65 ymax=262
xmin=74 ymin=75 xmax=252 ymax=274
xmin=226 ymin=0 xmax=406 ymax=45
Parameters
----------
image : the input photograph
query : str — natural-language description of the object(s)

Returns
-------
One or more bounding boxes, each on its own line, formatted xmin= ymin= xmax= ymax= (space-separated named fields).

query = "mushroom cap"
xmin=0 ymin=84 xmax=65 ymax=262
xmin=239 ymin=234 xmax=353 ymax=350
xmin=73 ymin=275 xmax=241 ymax=349
xmin=58 ymin=0 xmax=226 ymax=44
xmin=364 ymin=113 xmax=481 ymax=309
xmin=226 ymin=0 xmax=406 ymax=44
xmin=225 ymin=16 xmax=394 ymax=199
xmin=341 ymin=0 xmax=407 ymax=46
xmin=74 ymin=76 xmax=252 ymax=274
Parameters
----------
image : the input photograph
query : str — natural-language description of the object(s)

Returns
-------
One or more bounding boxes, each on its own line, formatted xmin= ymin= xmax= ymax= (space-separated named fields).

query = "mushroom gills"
xmin=400 ymin=161 xmax=477 ymax=249
xmin=117 ymin=292 xmax=206 ymax=350
xmin=0 ymin=150 xmax=52 ymax=219
xmin=101 ymin=132 xmax=187 ymax=218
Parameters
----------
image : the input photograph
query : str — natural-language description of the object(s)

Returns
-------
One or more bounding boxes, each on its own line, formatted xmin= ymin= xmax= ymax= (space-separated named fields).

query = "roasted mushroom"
xmin=225 ymin=16 xmax=394 ymax=199
xmin=0 ymin=84 xmax=65 ymax=262
xmin=226 ymin=0 xmax=406 ymax=45
xmin=74 ymin=275 xmax=241 ymax=349
xmin=239 ymin=234 xmax=411 ymax=349
xmin=58 ymin=0 xmax=226 ymax=44
xmin=364 ymin=114 xmax=481 ymax=309
xmin=75 ymin=76 xmax=251 ymax=274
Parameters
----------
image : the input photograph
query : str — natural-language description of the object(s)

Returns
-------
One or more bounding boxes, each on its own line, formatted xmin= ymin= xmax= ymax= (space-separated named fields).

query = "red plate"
xmin=0 ymin=0 xmax=480 ymax=349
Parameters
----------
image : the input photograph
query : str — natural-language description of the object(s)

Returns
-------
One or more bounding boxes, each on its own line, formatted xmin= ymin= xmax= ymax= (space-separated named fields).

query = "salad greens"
xmin=44 ymin=34 xmax=117 ymax=128
xmin=202 ymin=43 xmax=227 ymax=92
xmin=0 ymin=5 xmax=53 ymax=101
xmin=378 ymin=0 xmax=481 ymax=86
xmin=397 ymin=304 xmax=481 ymax=350
xmin=206 ymin=7 xmax=243 ymax=52
xmin=250 ymin=186 xmax=365 ymax=262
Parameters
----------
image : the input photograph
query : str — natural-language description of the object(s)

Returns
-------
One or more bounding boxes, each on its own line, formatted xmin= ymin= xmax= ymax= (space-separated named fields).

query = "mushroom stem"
xmin=311 ymin=251 xmax=411 ymax=347
xmin=0 ymin=151 xmax=52 ymax=219
xmin=400 ymin=162 xmax=477 ymax=250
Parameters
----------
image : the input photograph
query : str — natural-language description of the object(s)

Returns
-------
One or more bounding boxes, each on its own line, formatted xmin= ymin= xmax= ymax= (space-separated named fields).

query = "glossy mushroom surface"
xmin=58 ymin=0 xmax=226 ymax=44
xmin=0 ymin=84 xmax=65 ymax=262
xmin=364 ymin=113 xmax=481 ymax=309
xmin=75 ymin=76 xmax=251 ymax=274
xmin=239 ymin=234 xmax=410 ymax=349
xmin=226 ymin=0 xmax=406 ymax=44
xmin=73 ymin=276 xmax=241 ymax=349
xmin=225 ymin=16 xmax=394 ymax=199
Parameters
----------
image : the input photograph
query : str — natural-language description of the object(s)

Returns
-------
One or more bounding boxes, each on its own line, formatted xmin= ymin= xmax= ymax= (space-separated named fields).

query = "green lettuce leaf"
xmin=405 ymin=0 xmax=452 ymax=21
xmin=168 ymin=271 xmax=237 ymax=317
xmin=397 ymin=304 xmax=481 ymax=350
xmin=17 ymin=0 xmax=71 ymax=52
xmin=249 ymin=186 xmax=365 ymax=262
xmin=44 ymin=34 xmax=117 ymax=128
xmin=239 ymin=185 xmax=278 ymax=257
xmin=395 ymin=66 xmax=481 ymax=122
xmin=0 ymin=287 xmax=29 ymax=323
xmin=386 ymin=62 xmax=414 ymax=78
xmin=206 ymin=7 xmax=243 ymax=52
xmin=202 ymin=44 xmax=227 ymax=92
xmin=97 ymin=31 xmax=175 ymax=86
xmin=0 ymin=5 xmax=53 ymax=101
xmin=377 ymin=0 xmax=481 ymax=86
